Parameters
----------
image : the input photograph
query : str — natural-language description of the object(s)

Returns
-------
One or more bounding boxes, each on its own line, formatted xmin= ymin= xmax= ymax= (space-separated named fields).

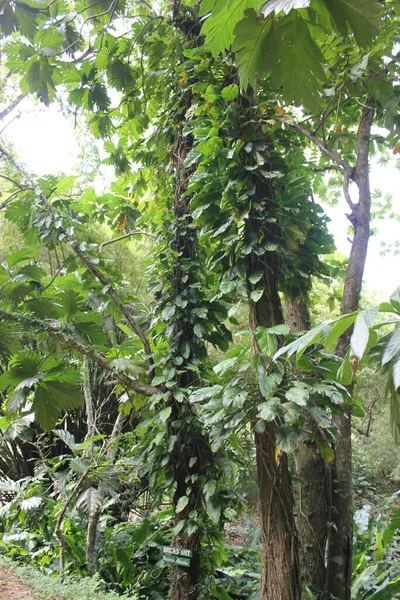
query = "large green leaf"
xmin=257 ymin=397 xmax=280 ymax=421
xmin=319 ymin=0 xmax=381 ymax=48
xmin=263 ymin=10 xmax=326 ymax=111
xmin=56 ymin=288 xmax=85 ymax=317
xmin=232 ymin=9 xmax=271 ymax=89
xmin=20 ymin=497 xmax=42 ymax=511
xmin=53 ymin=429 xmax=78 ymax=451
xmin=275 ymin=424 xmax=301 ymax=452
xmin=285 ymin=385 xmax=309 ymax=405
xmin=201 ymin=0 xmax=258 ymax=57
xmin=368 ymin=576 xmax=400 ymax=600
xmin=76 ymin=487 xmax=102 ymax=515
xmin=33 ymin=381 xmax=82 ymax=431
xmin=382 ymin=327 xmax=400 ymax=366
xmin=324 ymin=313 xmax=356 ymax=350
xmin=176 ymin=495 xmax=189 ymax=513
xmin=350 ymin=312 xmax=370 ymax=359
xmin=259 ymin=371 xmax=281 ymax=398
xmin=7 ymin=246 xmax=38 ymax=269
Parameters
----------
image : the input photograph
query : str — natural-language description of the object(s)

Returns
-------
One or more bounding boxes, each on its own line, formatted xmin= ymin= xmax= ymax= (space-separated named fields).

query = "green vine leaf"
xmin=275 ymin=424 xmax=301 ymax=452
xmin=257 ymin=397 xmax=280 ymax=421
xmin=176 ymin=495 xmax=189 ymax=513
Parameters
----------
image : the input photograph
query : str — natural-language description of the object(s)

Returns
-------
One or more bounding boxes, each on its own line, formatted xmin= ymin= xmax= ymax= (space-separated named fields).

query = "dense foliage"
xmin=0 ymin=1 xmax=399 ymax=599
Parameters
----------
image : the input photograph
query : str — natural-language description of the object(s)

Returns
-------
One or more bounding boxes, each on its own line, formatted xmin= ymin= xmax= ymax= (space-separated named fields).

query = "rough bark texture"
xmin=85 ymin=508 xmax=100 ymax=576
xmin=285 ymin=298 xmax=310 ymax=333
xmin=255 ymin=420 xmax=301 ymax=600
xmin=286 ymin=297 xmax=330 ymax=600
xmin=326 ymin=97 xmax=375 ymax=600
xmin=245 ymin=191 xmax=301 ymax=599
xmin=295 ymin=423 xmax=330 ymax=599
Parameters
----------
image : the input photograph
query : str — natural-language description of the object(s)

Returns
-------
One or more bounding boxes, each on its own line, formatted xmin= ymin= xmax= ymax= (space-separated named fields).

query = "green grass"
xmin=0 ymin=556 xmax=134 ymax=600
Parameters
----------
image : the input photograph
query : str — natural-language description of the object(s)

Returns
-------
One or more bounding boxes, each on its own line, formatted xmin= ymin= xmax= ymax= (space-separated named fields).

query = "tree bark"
xmin=255 ymin=421 xmax=300 ymax=600
xmin=245 ymin=188 xmax=301 ymax=599
xmin=326 ymin=97 xmax=375 ymax=600
xmin=286 ymin=297 xmax=330 ymax=600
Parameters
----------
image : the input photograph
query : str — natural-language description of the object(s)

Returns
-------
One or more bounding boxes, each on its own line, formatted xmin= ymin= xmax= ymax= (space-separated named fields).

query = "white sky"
xmin=2 ymin=99 xmax=399 ymax=299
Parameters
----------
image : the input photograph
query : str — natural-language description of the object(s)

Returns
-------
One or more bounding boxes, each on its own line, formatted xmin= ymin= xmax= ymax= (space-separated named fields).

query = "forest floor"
xmin=0 ymin=566 xmax=38 ymax=600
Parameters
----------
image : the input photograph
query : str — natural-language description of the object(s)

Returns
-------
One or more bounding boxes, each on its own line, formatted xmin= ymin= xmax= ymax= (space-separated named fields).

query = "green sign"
xmin=162 ymin=546 xmax=192 ymax=567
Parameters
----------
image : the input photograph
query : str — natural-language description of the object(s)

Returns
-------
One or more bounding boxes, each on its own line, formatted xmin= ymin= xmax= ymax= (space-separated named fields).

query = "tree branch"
xmin=0 ymin=139 xmax=154 ymax=373
xmin=0 ymin=173 xmax=24 ymax=190
xmin=343 ymin=168 xmax=356 ymax=210
xmin=289 ymin=120 xmax=351 ymax=174
xmin=0 ymin=94 xmax=26 ymax=121
xmin=0 ymin=310 xmax=159 ymax=397
xmin=99 ymin=230 xmax=154 ymax=252
xmin=0 ymin=187 xmax=32 ymax=211
xmin=313 ymin=166 xmax=342 ymax=174
xmin=355 ymin=95 xmax=375 ymax=179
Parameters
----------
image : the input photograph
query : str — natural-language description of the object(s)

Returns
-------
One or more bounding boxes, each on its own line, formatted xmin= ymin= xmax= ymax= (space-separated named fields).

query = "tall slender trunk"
xmin=167 ymin=82 xmax=213 ymax=600
xmin=168 ymin=135 xmax=203 ymax=597
xmin=326 ymin=97 xmax=375 ymax=600
xmin=85 ymin=412 xmax=127 ymax=576
xmin=286 ymin=297 xmax=330 ymax=599
xmin=246 ymin=213 xmax=301 ymax=599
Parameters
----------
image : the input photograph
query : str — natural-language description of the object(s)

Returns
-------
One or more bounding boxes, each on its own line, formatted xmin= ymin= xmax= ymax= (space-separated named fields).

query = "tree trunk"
xmin=286 ymin=297 xmax=330 ymax=600
xmin=245 ymin=215 xmax=301 ymax=599
xmin=167 ymin=78 xmax=213 ymax=600
xmin=86 ymin=508 xmax=101 ymax=575
xmin=85 ymin=412 xmax=127 ymax=576
xmin=255 ymin=422 xmax=301 ymax=600
xmin=295 ymin=424 xmax=330 ymax=599
xmin=326 ymin=97 xmax=375 ymax=600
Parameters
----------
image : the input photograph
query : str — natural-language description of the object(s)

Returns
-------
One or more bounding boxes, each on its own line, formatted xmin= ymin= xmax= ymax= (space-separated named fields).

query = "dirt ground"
xmin=0 ymin=567 xmax=38 ymax=600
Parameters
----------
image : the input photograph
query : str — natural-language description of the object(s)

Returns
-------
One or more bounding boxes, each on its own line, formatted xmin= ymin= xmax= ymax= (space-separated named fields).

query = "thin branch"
xmin=83 ymin=357 xmax=96 ymax=439
xmin=345 ymin=89 xmax=374 ymax=111
xmin=103 ymin=379 xmax=119 ymax=386
xmin=0 ymin=94 xmax=26 ymax=121
xmin=289 ymin=120 xmax=351 ymax=174
xmin=0 ymin=173 xmax=24 ymax=190
xmin=0 ymin=113 xmax=22 ymax=136
xmin=0 ymin=139 xmax=154 ymax=373
xmin=99 ymin=230 xmax=154 ymax=252
xmin=313 ymin=166 xmax=342 ymax=174
xmin=0 ymin=310 xmax=159 ymax=397
xmin=70 ymin=47 xmax=95 ymax=64
xmin=42 ymin=266 xmax=63 ymax=292
xmin=0 ymin=187 xmax=32 ymax=211
xmin=58 ymin=0 xmax=118 ymax=57
xmin=343 ymin=168 xmax=356 ymax=210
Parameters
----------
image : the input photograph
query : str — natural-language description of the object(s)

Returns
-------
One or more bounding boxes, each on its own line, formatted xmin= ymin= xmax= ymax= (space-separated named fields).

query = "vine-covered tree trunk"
xmin=326 ymin=97 xmax=375 ymax=600
xmin=286 ymin=298 xmax=330 ymax=599
xmin=168 ymin=86 xmax=211 ymax=600
xmin=246 ymin=219 xmax=301 ymax=599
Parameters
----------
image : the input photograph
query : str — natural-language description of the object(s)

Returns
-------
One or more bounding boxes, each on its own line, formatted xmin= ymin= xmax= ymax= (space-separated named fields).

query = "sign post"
xmin=162 ymin=546 xmax=193 ymax=567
